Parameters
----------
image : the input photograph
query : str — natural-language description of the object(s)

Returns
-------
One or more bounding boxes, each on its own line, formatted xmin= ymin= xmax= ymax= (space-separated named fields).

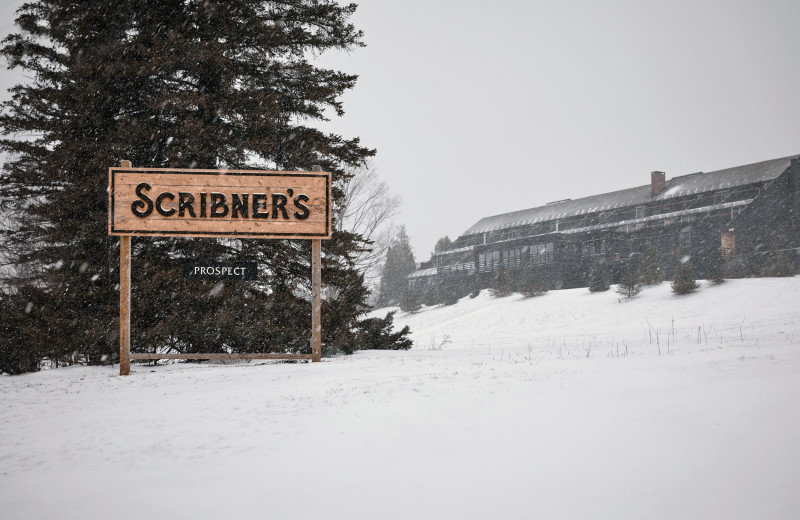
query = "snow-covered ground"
xmin=2 ymin=277 xmax=800 ymax=519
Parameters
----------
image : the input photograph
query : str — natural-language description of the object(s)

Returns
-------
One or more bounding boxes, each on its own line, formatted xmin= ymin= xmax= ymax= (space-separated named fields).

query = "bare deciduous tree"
xmin=335 ymin=162 xmax=401 ymax=286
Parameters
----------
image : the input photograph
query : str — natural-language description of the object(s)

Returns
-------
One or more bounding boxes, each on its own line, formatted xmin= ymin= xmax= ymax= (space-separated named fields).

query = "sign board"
xmin=110 ymin=162 xmax=327 ymax=374
xmin=183 ymin=262 xmax=258 ymax=280
xmin=109 ymin=167 xmax=331 ymax=239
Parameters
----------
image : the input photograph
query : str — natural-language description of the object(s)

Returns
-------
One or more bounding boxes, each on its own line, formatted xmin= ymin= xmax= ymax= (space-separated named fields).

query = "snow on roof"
xmin=407 ymin=267 xmax=438 ymax=279
xmin=561 ymin=199 xmax=752 ymax=235
xmin=431 ymin=245 xmax=475 ymax=257
xmin=462 ymin=155 xmax=798 ymax=236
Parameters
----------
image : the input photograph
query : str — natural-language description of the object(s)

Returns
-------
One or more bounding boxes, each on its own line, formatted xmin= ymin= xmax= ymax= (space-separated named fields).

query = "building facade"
xmin=409 ymin=155 xmax=800 ymax=294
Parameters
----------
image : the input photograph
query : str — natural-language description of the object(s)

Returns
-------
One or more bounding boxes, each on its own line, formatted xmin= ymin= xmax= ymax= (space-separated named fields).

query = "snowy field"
xmin=2 ymin=277 xmax=800 ymax=519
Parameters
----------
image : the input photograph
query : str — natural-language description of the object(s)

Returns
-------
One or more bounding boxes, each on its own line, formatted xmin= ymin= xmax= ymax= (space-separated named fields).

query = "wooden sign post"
xmin=109 ymin=162 xmax=331 ymax=375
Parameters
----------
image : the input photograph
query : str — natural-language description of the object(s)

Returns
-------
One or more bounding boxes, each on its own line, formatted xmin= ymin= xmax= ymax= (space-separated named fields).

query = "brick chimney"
xmin=651 ymin=171 xmax=666 ymax=196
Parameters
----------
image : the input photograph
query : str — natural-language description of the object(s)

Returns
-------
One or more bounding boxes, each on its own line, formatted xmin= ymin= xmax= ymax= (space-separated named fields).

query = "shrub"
xmin=616 ymin=262 xmax=641 ymax=299
xmin=520 ymin=269 xmax=548 ymax=297
xmin=439 ymin=277 xmax=463 ymax=306
xmin=399 ymin=287 xmax=422 ymax=313
xmin=638 ymin=244 xmax=663 ymax=285
xmin=0 ymin=293 xmax=44 ymax=375
xmin=588 ymin=258 xmax=610 ymax=292
xmin=708 ymin=249 xmax=726 ymax=284
xmin=490 ymin=264 xmax=513 ymax=297
xmin=469 ymin=277 xmax=481 ymax=298
xmin=422 ymin=284 xmax=440 ymax=306
xmin=672 ymin=260 xmax=699 ymax=295
xmin=352 ymin=311 xmax=413 ymax=352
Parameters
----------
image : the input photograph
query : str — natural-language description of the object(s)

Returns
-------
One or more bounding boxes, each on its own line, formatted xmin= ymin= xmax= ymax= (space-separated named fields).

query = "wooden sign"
xmin=109 ymin=167 xmax=331 ymax=239
xmin=110 ymin=162 xmax=327 ymax=375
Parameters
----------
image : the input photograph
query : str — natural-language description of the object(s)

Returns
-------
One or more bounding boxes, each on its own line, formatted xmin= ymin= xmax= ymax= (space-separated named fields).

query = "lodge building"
xmin=409 ymin=154 xmax=800 ymax=293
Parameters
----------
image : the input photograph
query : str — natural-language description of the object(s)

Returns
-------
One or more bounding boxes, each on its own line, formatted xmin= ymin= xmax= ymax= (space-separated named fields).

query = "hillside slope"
xmin=379 ymin=277 xmax=800 ymax=357
xmin=2 ymin=277 xmax=799 ymax=520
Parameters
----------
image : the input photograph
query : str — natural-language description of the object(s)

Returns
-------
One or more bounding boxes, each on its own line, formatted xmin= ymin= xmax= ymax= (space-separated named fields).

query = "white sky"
xmin=2 ymin=0 xmax=800 ymax=259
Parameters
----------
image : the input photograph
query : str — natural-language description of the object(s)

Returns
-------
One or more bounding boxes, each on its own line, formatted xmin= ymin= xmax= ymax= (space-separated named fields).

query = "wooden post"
xmin=119 ymin=160 xmax=132 ymax=375
xmin=311 ymin=164 xmax=323 ymax=362
xmin=311 ymin=238 xmax=322 ymax=362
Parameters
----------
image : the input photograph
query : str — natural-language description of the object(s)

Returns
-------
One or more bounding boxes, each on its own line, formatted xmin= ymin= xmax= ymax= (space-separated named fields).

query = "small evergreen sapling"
xmin=616 ymin=262 xmax=641 ymax=299
xmin=439 ymin=277 xmax=462 ymax=306
xmin=469 ymin=277 xmax=482 ymax=298
xmin=520 ymin=269 xmax=548 ymax=297
xmin=353 ymin=311 xmax=412 ymax=352
xmin=671 ymin=259 xmax=699 ymax=295
xmin=399 ymin=286 xmax=421 ymax=313
xmin=490 ymin=264 xmax=513 ymax=297
xmin=422 ymin=284 xmax=440 ymax=306
xmin=708 ymin=248 xmax=726 ymax=284
xmin=588 ymin=259 xmax=610 ymax=292
xmin=638 ymin=244 xmax=663 ymax=285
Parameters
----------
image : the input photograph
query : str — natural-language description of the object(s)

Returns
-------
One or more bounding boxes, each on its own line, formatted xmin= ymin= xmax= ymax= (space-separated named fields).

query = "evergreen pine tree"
xmin=469 ymin=276 xmax=482 ymax=298
xmin=490 ymin=264 xmax=513 ymax=297
xmin=616 ymin=262 xmax=641 ymax=299
xmin=0 ymin=1 xmax=376 ymax=367
xmin=638 ymin=244 xmax=663 ymax=285
xmin=520 ymin=269 xmax=548 ymax=297
xmin=672 ymin=260 xmax=699 ymax=295
xmin=434 ymin=236 xmax=453 ymax=253
xmin=422 ymin=283 xmax=440 ymax=306
xmin=352 ymin=311 xmax=412 ymax=352
xmin=438 ymin=276 xmax=464 ymax=305
xmin=399 ymin=286 xmax=421 ymax=313
xmin=708 ymin=248 xmax=726 ymax=284
xmin=0 ymin=290 xmax=46 ymax=374
xmin=588 ymin=258 xmax=610 ymax=292
xmin=377 ymin=225 xmax=416 ymax=306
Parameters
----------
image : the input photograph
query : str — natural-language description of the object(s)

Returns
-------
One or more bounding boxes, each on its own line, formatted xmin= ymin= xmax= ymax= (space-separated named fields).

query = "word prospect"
xmin=183 ymin=262 xmax=258 ymax=281
xmin=109 ymin=168 xmax=331 ymax=239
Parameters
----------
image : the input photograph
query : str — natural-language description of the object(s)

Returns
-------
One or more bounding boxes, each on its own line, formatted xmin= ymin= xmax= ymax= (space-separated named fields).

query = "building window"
xmin=531 ymin=242 xmax=554 ymax=265
xmin=502 ymin=249 xmax=513 ymax=268
xmin=721 ymin=232 xmax=735 ymax=255
xmin=502 ymin=247 xmax=526 ymax=269
xmin=479 ymin=251 xmax=501 ymax=272
xmin=636 ymin=206 xmax=645 ymax=219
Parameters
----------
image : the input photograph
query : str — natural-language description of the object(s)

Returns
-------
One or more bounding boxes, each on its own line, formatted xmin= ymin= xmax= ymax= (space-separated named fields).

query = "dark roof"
xmin=462 ymin=155 xmax=798 ymax=236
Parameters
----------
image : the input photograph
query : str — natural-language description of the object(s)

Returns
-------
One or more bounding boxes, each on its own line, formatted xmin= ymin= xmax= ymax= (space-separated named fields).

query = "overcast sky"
xmin=2 ymin=0 xmax=800 ymax=259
